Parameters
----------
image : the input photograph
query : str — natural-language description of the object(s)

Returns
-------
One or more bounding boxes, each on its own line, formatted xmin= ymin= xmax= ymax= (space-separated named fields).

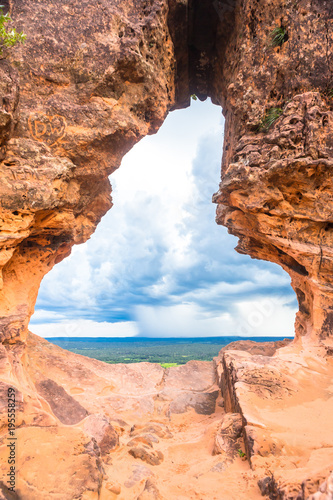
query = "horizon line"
xmin=45 ymin=335 xmax=293 ymax=340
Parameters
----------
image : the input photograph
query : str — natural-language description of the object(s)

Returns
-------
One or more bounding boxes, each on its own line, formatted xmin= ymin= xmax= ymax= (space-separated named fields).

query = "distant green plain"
xmin=50 ymin=338 xmax=221 ymax=365
xmin=48 ymin=336 xmax=290 ymax=366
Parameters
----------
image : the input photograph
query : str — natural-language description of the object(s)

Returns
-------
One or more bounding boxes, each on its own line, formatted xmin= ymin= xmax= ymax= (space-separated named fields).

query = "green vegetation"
xmin=237 ymin=449 xmax=246 ymax=458
xmin=269 ymin=26 xmax=288 ymax=48
xmin=0 ymin=5 xmax=26 ymax=55
xmin=160 ymin=362 xmax=179 ymax=368
xmin=49 ymin=337 xmax=291 ymax=366
xmin=191 ymin=94 xmax=198 ymax=101
xmin=258 ymin=107 xmax=283 ymax=132
xmin=54 ymin=340 xmax=224 ymax=365
xmin=50 ymin=338 xmax=233 ymax=365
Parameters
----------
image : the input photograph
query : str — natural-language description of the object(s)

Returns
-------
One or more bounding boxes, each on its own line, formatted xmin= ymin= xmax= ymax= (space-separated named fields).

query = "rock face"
xmin=211 ymin=1 xmax=333 ymax=345
xmin=214 ymin=340 xmax=333 ymax=500
xmin=0 ymin=1 xmax=331 ymax=347
xmin=0 ymin=0 xmax=177 ymax=342
xmin=1 ymin=333 xmax=332 ymax=499
xmin=0 ymin=0 xmax=333 ymax=499
xmin=0 ymin=333 xmax=266 ymax=500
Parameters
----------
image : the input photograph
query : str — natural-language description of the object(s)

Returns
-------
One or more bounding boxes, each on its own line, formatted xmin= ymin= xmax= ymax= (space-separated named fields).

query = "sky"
xmin=29 ymin=99 xmax=298 ymax=338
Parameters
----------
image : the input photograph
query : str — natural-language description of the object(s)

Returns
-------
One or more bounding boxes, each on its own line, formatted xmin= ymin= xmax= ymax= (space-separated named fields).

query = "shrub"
xmin=0 ymin=5 xmax=26 ymax=55
xmin=258 ymin=107 xmax=283 ymax=132
xmin=269 ymin=26 xmax=288 ymax=48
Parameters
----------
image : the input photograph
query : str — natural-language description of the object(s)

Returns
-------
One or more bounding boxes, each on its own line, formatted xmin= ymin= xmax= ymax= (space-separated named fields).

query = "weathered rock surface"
xmin=158 ymin=360 xmax=220 ymax=415
xmin=212 ymin=412 xmax=243 ymax=459
xmin=215 ymin=340 xmax=333 ymax=500
xmin=212 ymin=1 xmax=333 ymax=345
xmin=84 ymin=414 xmax=119 ymax=458
xmin=130 ymin=423 xmax=173 ymax=440
xmin=35 ymin=377 xmax=88 ymax=424
xmin=0 ymin=0 xmax=331 ymax=351
xmin=308 ymin=472 xmax=333 ymax=500
xmin=0 ymin=0 xmax=332 ymax=499
xmin=0 ymin=0 xmax=177 ymax=343
xmin=0 ymin=333 xmax=266 ymax=499
xmin=128 ymin=447 xmax=164 ymax=466
xmin=137 ymin=478 xmax=165 ymax=500
xmin=0 ymin=334 xmax=331 ymax=499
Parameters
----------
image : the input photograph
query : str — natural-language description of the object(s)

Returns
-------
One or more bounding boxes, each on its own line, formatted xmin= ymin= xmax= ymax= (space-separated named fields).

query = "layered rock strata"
xmin=0 ymin=1 xmax=332 ymax=499
xmin=215 ymin=340 xmax=333 ymax=500
xmin=0 ymin=0 xmax=177 ymax=343
xmin=211 ymin=0 xmax=333 ymax=345
xmin=0 ymin=1 xmax=332 ymax=346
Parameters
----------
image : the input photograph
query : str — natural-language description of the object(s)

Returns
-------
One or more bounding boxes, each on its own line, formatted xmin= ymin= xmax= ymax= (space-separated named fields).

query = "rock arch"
xmin=0 ymin=0 xmax=333 ymax=348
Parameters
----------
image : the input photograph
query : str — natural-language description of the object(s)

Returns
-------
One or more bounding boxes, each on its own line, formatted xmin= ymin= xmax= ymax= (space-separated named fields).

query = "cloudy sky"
xmin=30 ymin=99 xmax=297 ymax=338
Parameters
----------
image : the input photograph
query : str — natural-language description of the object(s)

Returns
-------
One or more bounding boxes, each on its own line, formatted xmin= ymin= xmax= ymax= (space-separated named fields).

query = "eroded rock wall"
xmin=0 ymin=0 xmax=333 ymax=347
xmin=0 ymin=0 xmax=178 ymax=342
xmin=211 ymin=0 xmax=333 ymax=345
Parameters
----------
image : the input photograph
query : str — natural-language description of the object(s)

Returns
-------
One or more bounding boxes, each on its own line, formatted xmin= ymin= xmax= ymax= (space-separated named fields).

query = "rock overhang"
xmin=0 ymin=0 xmax=332 ymax=348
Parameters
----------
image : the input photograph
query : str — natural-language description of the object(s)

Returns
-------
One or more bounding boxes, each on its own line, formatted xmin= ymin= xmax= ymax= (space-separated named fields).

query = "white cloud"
xmin=134 ymin=298 xmax=296 ymax=338
xmin=30 ymin=309 xmax=67 ymax=322
xmin=234 ymin=297 xmax=297 ymax=337
xmin=33 ymin=320 xmax=139 ymax=338
xmin=30 ymin=99 xmax=297 ymax=339
xmin=135 ymin=303 xmax=232 ymax=337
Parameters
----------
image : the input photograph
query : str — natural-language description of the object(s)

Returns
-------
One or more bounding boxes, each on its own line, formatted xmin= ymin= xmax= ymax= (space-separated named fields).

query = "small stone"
xmin=137 ymin=478 xmax=165 ymax=500
xmin=105 ymin=481 xmax=121 ymax=495
xmin=127 ymin=436 xmax=154 ymax=448
xmin=130 ymin=423 xmax=172 ymax=439
xmin=129 ymin=447 xmax=164 ymax=466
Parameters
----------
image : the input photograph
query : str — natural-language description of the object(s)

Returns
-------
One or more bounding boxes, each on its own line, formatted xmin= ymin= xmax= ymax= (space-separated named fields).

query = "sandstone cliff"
xmin=212 ymin=0 xmax=333 ymax=347
xmin=0 ymin=0 xmax=332 ymax=499
xmin=0 ymin=0 xmax=178 ymax=342
xmin=0 ymin=0 xmax=332 ymax=347
xmin=0 ymin=334 xmax=332 ymax=499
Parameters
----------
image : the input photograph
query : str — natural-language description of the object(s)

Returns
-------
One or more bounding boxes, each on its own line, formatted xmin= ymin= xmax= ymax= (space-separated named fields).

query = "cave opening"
xmin=29 ymin=99 xmax=296 ymax=343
